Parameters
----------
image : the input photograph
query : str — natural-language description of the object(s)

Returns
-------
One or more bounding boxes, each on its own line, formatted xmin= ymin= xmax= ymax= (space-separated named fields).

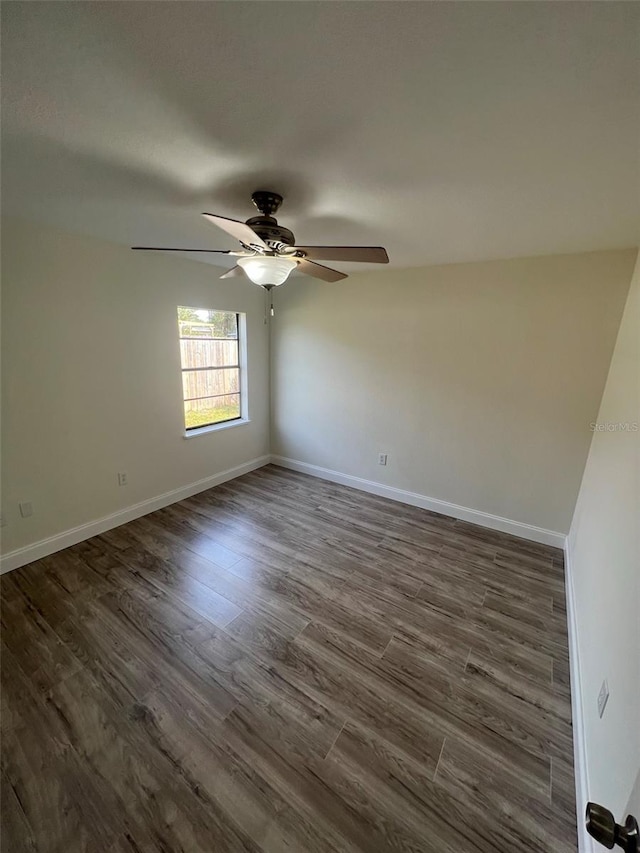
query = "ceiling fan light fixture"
xmin=238 ymin=256 xmax=297 ymax=287
xmin=133 ymin=192 xmax=388 ymax=283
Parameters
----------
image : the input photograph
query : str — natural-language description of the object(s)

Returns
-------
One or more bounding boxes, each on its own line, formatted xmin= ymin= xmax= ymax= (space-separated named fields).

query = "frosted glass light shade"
xmin=238 ymin=256 xmax=297 ymax=287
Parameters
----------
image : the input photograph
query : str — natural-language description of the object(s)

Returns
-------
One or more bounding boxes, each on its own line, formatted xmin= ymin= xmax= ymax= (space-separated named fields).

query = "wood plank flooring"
xmin=1 ymin=465 xmax=577 ymax=852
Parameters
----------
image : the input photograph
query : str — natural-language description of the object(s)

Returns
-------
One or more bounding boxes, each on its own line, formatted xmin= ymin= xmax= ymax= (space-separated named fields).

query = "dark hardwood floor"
xmin=1 ymin=465 xmax=577 ymax=852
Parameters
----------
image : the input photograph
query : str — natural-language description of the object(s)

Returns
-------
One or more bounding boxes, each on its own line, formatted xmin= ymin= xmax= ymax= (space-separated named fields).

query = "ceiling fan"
xmin=132 ymin=190 xmax=389 ymax=289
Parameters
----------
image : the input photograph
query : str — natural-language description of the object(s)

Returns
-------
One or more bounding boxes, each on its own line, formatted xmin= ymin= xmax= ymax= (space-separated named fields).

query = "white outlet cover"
xmin=19 ymin=501 xmax=33 ymax=518
xmin=597 ymin=679 xmax=609 ymax=718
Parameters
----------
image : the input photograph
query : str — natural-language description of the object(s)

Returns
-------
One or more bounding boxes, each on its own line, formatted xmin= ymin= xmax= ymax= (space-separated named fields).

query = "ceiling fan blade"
xmin=296 ymin=259 xmax=348 ymax=282
xmin=131 ymin=247 xmax=234 ymax=253
xmin=220 ymin=266 xmax=245 ymax=279
xmin=294 ymin=246 xmax=389 ymax=264
xmin=202 ymin=213 xmax=269 ymax=251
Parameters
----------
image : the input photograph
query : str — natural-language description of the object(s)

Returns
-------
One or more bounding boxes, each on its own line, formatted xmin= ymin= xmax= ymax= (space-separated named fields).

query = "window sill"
xmin=183 ymin=418 xmax=251 ymax=439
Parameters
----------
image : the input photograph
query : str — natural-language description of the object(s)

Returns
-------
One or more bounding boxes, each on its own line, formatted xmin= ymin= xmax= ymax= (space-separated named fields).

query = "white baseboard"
xmin=564 ymin=540 xmax=593 ymax=853
xmin=270 ymin=455 xmax=566 ymax=548
xmin=0 ymin=455 xmax=270 ymax=574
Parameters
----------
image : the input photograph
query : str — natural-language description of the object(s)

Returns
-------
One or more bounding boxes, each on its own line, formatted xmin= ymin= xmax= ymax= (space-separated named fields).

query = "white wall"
xmin=271 ymin=250 xmax=636 ymax=535
xmin=2 ymin=220 xmax=636 ymax=561
xmin=1 ymin=218 xmax=270 ymax=557
xmin=567 ymin=254 xmax=639 ymax=821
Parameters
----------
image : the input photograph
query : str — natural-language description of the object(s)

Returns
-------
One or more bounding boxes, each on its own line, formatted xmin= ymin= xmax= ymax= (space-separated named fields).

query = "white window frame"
xmin=179 ymin=310 xmax=250 ymax=438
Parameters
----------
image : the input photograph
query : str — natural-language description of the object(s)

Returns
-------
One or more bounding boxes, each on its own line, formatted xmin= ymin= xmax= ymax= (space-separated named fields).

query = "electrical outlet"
xmin=378 ymin=453 xmax=388 ymax=466
xmin=19 ymin=501 xmax=33 ymax=518
xmin=597 ymin=679 xmax=609 ymax=718
xmin=117 ymin=472 xmax=128 ymax=486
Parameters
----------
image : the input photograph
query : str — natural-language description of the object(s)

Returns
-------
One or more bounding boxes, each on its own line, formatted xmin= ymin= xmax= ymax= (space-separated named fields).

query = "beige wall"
xmin=1 ymin=218 xmax=270 ymax=555
xmin=567 ymin=254 xmax=639 ymax=819
xmin=271 ymin=250 xmax=636 ymax=534
xmin=1 ymin=220 xmax=635 ymax=558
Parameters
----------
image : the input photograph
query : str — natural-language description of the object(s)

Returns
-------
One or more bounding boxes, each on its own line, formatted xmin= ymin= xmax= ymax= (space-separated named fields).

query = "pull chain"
xmin=263 ymin=285 xmax=275 ymax=320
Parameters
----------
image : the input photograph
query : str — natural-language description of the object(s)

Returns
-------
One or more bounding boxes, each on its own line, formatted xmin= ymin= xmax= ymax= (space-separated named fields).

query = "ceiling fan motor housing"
xmin=245 ymin=215 xmax=296 ymax=252
xmin=247 ymin=191 xmax=296 ymax=252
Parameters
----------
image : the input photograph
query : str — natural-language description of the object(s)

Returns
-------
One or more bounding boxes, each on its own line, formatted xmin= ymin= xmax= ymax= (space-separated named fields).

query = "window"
xmin=177 ymin=307 xmax=246 ymax=431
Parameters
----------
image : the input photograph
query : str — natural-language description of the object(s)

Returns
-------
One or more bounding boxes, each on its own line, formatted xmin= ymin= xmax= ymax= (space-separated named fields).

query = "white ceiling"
xmin=2 ymin=1 xmax=639 ymax=272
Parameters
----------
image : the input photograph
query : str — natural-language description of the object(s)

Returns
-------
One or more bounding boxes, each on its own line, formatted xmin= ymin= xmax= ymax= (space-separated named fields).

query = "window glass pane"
xmin=184 ymin=394 xmax=240 ymax=428
xmin=182 ymin=367 xmax=239 ymax=401
xmin=178 ymin=310 xmax=237 ymax=340
xmin=178 ymin=308 xmax=243 ymax=431
xmin=179 ymin=339 xmax=238 ymax=369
